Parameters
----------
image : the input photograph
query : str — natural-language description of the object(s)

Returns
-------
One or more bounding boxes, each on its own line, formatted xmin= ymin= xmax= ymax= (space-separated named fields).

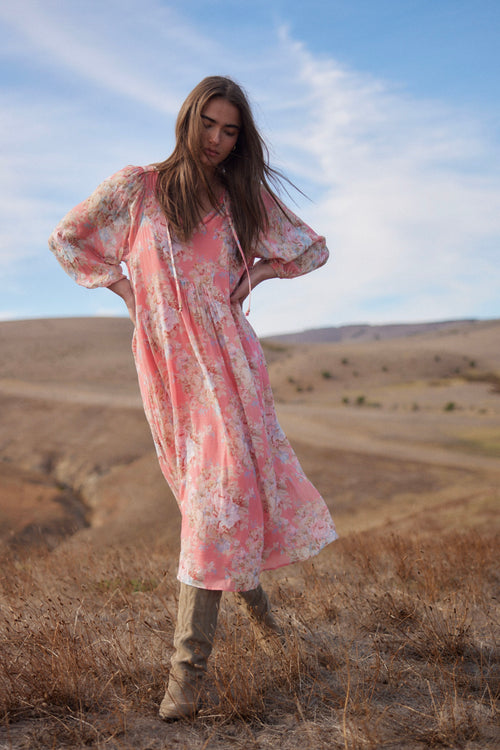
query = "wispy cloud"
xmin=1 ymin=2 xmax=499 ymax=332
xmin=0 ymin=0 xmax=217 ymax=114
xmin=250 ymin=30 xmax=500 ymax=333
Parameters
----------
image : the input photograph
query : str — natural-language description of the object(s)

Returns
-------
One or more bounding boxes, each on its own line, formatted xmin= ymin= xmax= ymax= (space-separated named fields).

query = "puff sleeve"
xmin=48 ymin=165 xmax=146 ymax=289
xmin=255 ymin=191 xmax=329 ymax=279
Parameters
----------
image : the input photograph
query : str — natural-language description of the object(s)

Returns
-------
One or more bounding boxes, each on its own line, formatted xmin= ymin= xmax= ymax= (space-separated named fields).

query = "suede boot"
xmin=234 ymin=584 xmax=285 ymax=649
xmin=159 ymin=583 xmax=221 ymax=720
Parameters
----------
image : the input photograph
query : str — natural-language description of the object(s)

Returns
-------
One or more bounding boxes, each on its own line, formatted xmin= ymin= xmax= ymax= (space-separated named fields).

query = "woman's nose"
xmin=209 ymin=128 xmax=221 ymax=145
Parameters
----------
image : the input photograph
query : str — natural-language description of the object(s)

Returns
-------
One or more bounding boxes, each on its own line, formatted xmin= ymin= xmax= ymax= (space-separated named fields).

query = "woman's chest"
xmin=128 ymin=200 xmax=243 ymax=290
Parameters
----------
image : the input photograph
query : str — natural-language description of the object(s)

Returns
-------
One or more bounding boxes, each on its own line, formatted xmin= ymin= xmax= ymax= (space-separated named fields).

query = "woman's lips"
xmin=205 ymin=149 xmax=219 ymax=159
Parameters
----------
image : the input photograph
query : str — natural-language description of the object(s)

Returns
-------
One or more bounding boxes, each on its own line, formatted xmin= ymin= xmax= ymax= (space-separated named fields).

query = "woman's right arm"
xmin=108 ymin=278 xmax=136 ymax=325
xmin=48 ymin=165 xmax=144 ymax=291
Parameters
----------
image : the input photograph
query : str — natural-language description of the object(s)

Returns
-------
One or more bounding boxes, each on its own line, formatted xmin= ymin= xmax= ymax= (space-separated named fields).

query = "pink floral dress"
xmin=49 ymin=165 xmax=337 ymax=590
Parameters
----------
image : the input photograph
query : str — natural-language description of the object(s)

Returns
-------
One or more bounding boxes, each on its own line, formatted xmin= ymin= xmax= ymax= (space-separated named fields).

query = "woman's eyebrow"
xmin=201 ymin=114 xmax=240 ymax=130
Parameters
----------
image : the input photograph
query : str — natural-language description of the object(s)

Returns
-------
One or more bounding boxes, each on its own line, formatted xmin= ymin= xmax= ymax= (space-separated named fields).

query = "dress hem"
xmin=176 ymin=530 xmax=338 ymax=592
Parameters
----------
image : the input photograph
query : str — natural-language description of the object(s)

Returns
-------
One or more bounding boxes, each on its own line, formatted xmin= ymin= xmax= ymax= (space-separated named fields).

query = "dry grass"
xmin=1 ymin=317 xmax=499 ymax=747
xmin=0 ymin=530 xmax=497 ymax=749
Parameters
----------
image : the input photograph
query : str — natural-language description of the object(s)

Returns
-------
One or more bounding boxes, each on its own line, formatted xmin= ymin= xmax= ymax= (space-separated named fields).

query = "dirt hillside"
xmin=0 ymin=317 xmax=498 ymax=750
xmin=0 ymin=317 xmax=498 ymax=554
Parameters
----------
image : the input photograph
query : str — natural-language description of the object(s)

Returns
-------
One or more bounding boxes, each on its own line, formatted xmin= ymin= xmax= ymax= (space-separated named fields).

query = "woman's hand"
xmin=230 ymin=260 xmax=277 ymax=306
xmin=108 ymin=278 xmax=136 ymax=326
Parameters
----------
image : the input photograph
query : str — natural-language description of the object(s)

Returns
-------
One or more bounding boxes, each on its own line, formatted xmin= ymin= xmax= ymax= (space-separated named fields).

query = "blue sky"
xmin=1 ymin=0 xmax=499 ymax=336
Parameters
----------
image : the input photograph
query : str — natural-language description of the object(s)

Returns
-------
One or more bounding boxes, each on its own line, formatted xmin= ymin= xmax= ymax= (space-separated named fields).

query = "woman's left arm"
xmin=255 ymin=192 xmax=329 ymax=279
xmin=229 ymin=259 xmax=277 ymax=305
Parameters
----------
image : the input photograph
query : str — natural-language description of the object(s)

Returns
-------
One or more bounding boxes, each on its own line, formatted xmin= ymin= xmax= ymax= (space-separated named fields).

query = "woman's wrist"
xmin=108 ymin=278 xmax=132 ymax=300
xmin=108 ymin=278 xmax=136 ymax=324
xmin=253 ymin=260 xmax=277 ymax=284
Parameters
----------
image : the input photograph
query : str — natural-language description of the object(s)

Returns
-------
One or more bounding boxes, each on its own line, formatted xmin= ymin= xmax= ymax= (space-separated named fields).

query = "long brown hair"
xmin=154 ymin=76 xmax=289 ymax=256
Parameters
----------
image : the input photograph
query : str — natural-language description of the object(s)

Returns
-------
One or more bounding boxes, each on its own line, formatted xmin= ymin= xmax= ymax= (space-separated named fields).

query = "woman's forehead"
xmin=202 ymin=98 xmax=241 ymax=128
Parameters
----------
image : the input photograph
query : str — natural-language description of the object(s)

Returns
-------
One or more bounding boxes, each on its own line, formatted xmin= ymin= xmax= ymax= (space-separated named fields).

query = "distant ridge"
xmin=264 ymin=319 xmax=482 ymax=345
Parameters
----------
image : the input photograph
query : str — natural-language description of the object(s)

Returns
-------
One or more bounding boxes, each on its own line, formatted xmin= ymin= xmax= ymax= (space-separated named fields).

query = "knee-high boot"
xmin=234 ymin=584 xmax=285 ymax=647
xmin=159 ymin=583 xmax=222 ymax=720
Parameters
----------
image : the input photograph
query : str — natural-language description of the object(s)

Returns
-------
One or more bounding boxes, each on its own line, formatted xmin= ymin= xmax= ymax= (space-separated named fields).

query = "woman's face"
xmin=199 ymin=97 xmax=240 ymax=173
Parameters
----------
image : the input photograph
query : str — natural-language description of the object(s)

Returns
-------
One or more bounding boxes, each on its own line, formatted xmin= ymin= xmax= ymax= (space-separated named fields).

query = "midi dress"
xmin=49 ymin=164 xmax=337 ymax=591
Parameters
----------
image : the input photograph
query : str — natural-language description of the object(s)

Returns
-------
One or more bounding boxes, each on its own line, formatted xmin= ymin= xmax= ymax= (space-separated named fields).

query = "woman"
xmin=49 ymin=75 xmax=337 ymax=720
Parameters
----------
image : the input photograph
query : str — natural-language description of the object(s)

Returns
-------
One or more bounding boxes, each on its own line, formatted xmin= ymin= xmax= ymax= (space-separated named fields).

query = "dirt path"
xmin=1 ymin=378 xmax=498 ymax=477
xmin=0 ymin=378 xmax=142 ymax=409
xmin=276 ymin=403 xmax=500 ymax=475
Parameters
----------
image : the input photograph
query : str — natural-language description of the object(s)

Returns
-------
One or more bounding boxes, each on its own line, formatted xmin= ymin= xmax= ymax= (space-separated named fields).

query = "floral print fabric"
xmin=49 ymin=165 xmax=337 ymax=591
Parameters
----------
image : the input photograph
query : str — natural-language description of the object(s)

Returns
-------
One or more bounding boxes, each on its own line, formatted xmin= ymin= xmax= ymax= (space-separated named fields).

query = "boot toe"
xmin=159 ymin=676 xmax=200 ymax=720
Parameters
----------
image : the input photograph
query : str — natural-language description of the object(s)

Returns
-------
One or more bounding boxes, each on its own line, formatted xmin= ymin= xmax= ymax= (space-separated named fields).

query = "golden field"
xmin=0 ymin=317 xmax=498 ymax=749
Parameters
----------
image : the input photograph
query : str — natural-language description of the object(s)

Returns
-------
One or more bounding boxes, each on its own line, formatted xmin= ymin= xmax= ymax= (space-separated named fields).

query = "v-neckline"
xmin=200 ymin=191 xmax=226 ymax=225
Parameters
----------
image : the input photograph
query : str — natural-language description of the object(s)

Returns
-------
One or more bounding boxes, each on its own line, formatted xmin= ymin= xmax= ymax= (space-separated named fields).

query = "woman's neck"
xmin=200 ymin=165 xmax=220 ymax=193
xmin=197 ymin=168 xmax=224 ymax=214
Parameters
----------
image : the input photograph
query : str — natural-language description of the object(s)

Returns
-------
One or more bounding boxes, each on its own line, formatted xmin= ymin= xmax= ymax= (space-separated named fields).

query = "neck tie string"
xmin=165 ymin=222 xmax=183 ymax=313
xmin=224 ymin=197 xmax=252 ymax=317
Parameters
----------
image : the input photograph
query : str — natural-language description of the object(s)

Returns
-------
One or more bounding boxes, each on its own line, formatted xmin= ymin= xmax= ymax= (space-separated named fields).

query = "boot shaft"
xmin=172 ymin=583 xmax=222 ymax=671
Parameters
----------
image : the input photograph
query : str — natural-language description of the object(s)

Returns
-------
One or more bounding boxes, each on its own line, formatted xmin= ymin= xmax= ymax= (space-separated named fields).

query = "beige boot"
xmin=159 ymin=583 xmax=221 ymax=720
xmin=235 ymin=584 xmax=285 ymax=649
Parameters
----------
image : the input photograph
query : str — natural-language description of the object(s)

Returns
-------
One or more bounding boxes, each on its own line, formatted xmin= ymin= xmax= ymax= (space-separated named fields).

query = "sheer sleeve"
xmin=255 ymin=191 xmax=329 ymax=279
xmin=48 ymin=165 xmax=146 ymax=289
